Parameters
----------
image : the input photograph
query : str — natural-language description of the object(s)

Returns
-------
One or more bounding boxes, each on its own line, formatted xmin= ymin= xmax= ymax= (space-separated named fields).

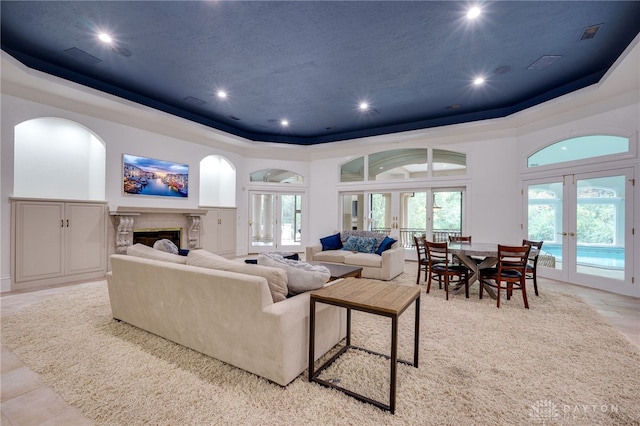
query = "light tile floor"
xmin=1 ymin=277 xmax=638 ymax=425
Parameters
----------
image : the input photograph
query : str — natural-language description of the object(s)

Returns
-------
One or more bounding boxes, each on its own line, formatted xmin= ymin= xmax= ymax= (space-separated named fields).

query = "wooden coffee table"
xmin=307 ymin=261 xmax=362 ymax=281
xmin=309 ymin=277 xmax=420 ymax=414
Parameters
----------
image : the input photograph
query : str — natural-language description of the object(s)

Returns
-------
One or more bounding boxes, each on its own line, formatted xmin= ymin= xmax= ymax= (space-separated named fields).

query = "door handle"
xmin=557 ymin=232 xmax=567 ymax=236
xmin=569 ymin=232 xmax=577 ymax=237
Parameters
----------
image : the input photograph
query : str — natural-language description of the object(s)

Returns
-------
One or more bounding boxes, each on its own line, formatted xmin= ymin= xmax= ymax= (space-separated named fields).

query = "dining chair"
xmin=522 ymin=239 xmax=544 ymax=296
xmin=479 ymin=244 xmax=532 ymax=308
xmin=425 ymin=241 xmax=469 ymax=300
xmin=413 ymin=235 xmax=429 ymax=285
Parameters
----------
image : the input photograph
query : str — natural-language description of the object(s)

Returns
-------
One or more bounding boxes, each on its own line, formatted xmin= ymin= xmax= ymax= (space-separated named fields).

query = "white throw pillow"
xmin=126 ymin=243 xmax=186 ymax=264
xmin=186 ymin=250 xmax=288 ymax=303
xmin=153 ymin=239 xmax=179 ymax=254
xmin=258 ymin=253 xmax=330 ymax=296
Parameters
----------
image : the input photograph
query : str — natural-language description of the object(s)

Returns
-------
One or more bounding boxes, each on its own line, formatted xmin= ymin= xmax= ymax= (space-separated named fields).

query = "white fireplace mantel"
xmin=110 ymin=206 xmax=208 ymax=253
xmin=111 ymin=206 xmax=209 ymax=215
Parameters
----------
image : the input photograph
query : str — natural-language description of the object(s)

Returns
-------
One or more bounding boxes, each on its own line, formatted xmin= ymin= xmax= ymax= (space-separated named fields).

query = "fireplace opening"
xmin=133 ymin=228 xmax=181 ymax=249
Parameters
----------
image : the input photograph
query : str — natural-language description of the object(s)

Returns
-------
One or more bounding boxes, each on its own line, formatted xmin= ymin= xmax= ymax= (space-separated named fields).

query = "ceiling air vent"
xmin=112 ymin=46 xmax=132 ymax=57
xmin=183 ymin=96 xmax=206 ymax=106
xmin=527 ymin=55 xmax=562 ymax=70
xmin=580 ymin=24 xmax=603 ymax=41
xmin=64 ymin=47 xmax=102 ymax=65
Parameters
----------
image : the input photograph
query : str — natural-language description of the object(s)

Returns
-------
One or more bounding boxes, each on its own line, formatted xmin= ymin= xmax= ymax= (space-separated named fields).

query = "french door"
xmin=525 ymin=168 xmax=634 ymax=290
xmin=340 ymin=189 xmax=464 ymax=260
xmin=249 ymin=191 xmax=303 ymax=253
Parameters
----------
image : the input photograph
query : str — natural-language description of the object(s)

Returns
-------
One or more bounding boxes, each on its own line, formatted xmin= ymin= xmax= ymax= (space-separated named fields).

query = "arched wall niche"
xmin=14 ymin=117 xmax=106 ymax=200
xmin=200 ymin=155 xmax=236 ymax=207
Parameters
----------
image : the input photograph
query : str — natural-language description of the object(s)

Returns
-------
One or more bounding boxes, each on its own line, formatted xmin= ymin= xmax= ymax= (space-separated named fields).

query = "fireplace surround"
xmin=110 ymin=207 xmax=208 ymax=254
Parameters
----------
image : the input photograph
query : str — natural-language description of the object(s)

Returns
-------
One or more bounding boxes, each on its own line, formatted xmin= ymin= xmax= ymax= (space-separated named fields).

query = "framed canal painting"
xmin=123 ymin=154 xmax=189 ymax=197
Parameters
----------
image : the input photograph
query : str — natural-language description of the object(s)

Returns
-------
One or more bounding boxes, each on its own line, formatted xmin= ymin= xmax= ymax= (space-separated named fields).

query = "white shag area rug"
xmin=2 ymin=266 xmax=639 ymax=425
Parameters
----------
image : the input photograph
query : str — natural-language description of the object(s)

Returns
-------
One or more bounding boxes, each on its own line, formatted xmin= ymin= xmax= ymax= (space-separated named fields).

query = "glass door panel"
xmin=250 ymin=192 xmax=275 ymax=252
xmin=526 ymin=181 xmax=564 ymax=277
xmin=400 ymin=191 xmax=428 ymax=249
xmin=432 ymin=190 xmax=463 ymax=242
xmin=341 ymin=193 xmax=364 ymax=231
xmin=279 ymin=193 xmax=303 ymax=251
xmin=369 ymin=192 xmax=392 ymax=234
xmin=574 ymin=174 xmax=627 ymax=282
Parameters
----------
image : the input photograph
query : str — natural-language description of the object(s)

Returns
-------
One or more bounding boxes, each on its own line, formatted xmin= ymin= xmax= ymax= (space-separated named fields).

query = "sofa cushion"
xmin=186 ymin=250 xmax=288 ymax=303
xmin=153 ymin=238 xmax=179 ymax=254
xmin=340 ymin=230 xmax=386 ymax=247
xmin=342 ymin=236 xmax=378 ymax=254
xmin=375 ymin=236 xmax=397 ymax=255
xmin=344 ymin=252 xmax=383 ymax=268
xmin=258 ymin=253 xmax=330 ymax=296
xmin=126 ymin=243 xmax=187 ymax=264
xmin=320 ymin=233 xmax=343 ymax=251
xmin=313 ymin=249 xmax=352 ymax=263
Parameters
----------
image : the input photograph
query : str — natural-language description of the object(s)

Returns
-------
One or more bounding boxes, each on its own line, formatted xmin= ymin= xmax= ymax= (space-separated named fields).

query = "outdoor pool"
xmin=543 ymin=244 xmax=625 ymax=269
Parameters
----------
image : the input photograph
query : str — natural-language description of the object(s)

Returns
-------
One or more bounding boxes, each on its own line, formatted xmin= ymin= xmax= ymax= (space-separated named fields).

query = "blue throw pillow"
xmin=375 ymin=236 xmax=397 ymax=255
xmin=320 ymin=233 xmax=342 ymax=251
xmin=342 ymin=236 xmax=378 ymax=254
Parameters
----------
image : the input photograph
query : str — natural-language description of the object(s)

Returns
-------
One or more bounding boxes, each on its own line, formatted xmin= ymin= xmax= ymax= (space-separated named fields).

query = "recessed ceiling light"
xmin=217 ymin=90 xmax=227 ymax=99
xmin=359 ymin=102 xmax=369 ymax=111
xmin=473 ymin=77 xmax=485 ymax=86
xmin=98 ymin=33 xmax=112 ymax=44
xmin=467 ymin=6 xmax=481 ymax=20
xmin=281 ymin=120 xmax=289 ymax=127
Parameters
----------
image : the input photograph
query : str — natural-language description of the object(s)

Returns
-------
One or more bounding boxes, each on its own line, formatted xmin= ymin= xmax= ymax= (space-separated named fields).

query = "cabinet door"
xmin=15 ymin=201 xmax=65 ymax=282
xmin=66 ymin=203 xmax=107 ymax=275
xmin=200 ymin=210 xmax=220 ymax=253
xmin=217 ymin=209 xmax=236 ymax=255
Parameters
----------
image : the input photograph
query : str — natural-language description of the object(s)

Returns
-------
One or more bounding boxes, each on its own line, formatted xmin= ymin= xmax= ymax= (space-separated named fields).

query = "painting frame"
xmin=122 ymin=153 xmax=189 ymax=198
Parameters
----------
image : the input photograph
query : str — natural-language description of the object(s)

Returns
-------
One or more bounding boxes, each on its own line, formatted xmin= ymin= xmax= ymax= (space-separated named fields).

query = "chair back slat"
xmin=425 ymin=241 xmax=450 ymax=264
xmin=497 ymin=245 xmax=531 ymax=273
xmin=413 ymin=235 xmax=427 ymax=258
xmin=522 ymin=239 xmax=544 ymax=260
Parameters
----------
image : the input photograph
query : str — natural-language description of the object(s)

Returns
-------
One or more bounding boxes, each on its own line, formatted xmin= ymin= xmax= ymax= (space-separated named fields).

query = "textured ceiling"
xmin=2 ymin=1 xmax=639 ymax=145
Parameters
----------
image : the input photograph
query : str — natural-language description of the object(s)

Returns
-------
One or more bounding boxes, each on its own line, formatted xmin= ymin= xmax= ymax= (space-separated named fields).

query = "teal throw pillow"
xmin=320 ymin=233 xmax=342 ymax=251
xmin=342 ymin=236 xmax=378 ymax=254
xmin=375 ymin=236 xmax=397 ymax=255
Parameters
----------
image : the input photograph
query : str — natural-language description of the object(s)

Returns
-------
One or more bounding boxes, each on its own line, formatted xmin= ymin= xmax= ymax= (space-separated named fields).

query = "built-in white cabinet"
xmin=200 ymin=208 xmax=236 ymax=256
xmin=11 ymin=198 xmax=107 ymax=289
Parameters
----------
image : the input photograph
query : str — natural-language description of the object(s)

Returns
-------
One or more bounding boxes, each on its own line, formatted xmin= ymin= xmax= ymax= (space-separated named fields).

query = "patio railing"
xmin=399 ymin=228 xmax=461 ymax=248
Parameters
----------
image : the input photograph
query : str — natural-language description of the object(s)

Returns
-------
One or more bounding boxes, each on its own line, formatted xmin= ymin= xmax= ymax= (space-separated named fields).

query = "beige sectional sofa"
xmin=106 ymin=245 xmax=346 ymax=386
xmin=305 ymin=230 xmax=405 ymax=280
